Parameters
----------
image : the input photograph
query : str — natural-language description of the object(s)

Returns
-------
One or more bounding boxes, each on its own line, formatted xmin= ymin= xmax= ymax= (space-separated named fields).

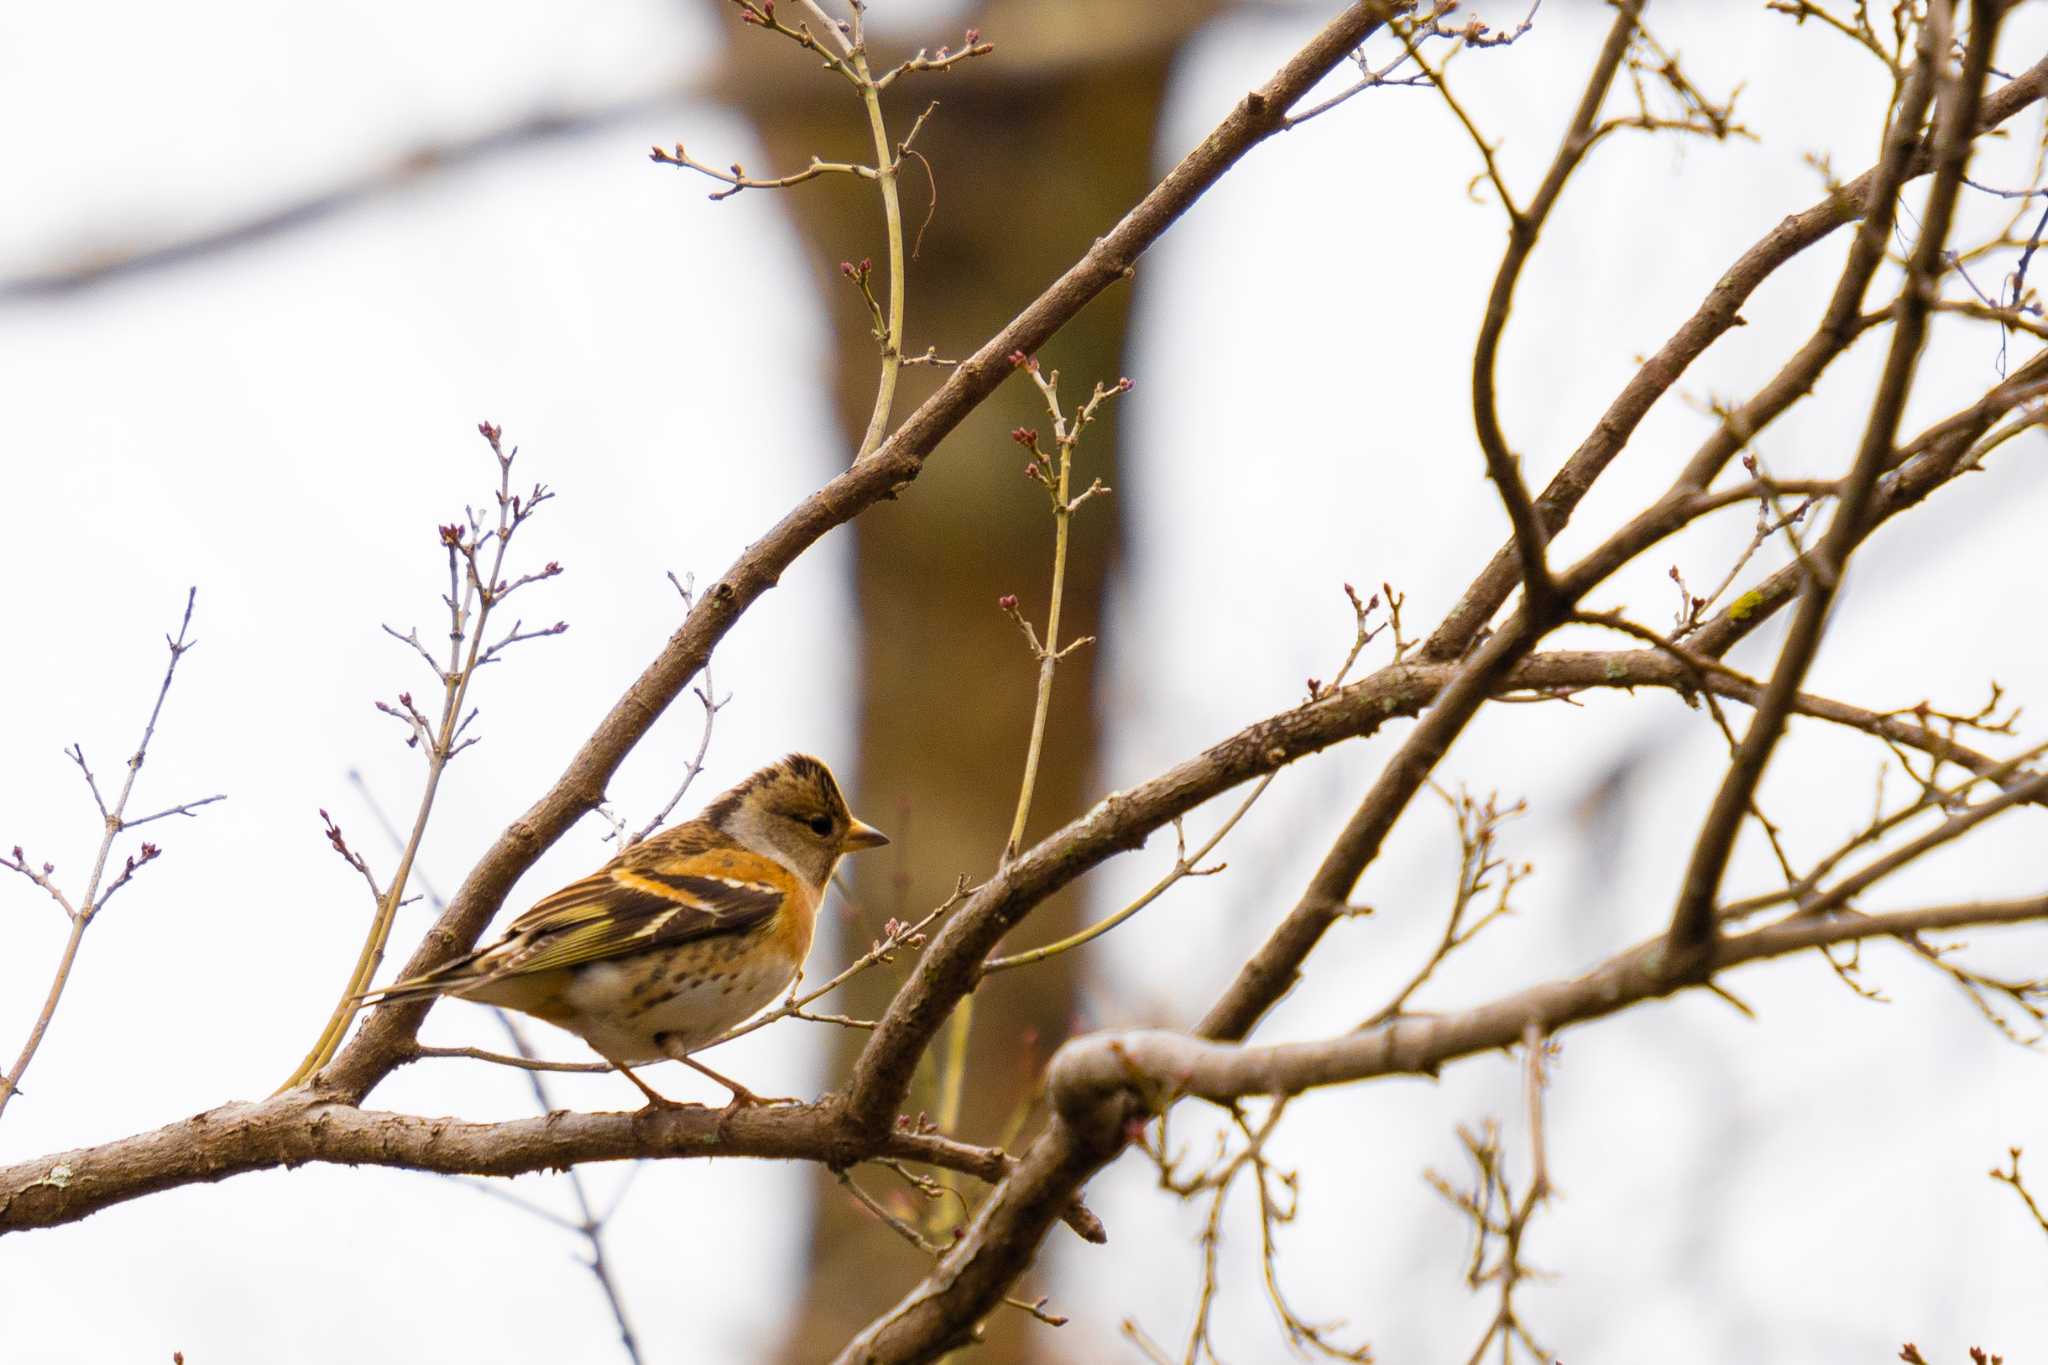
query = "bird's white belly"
xmin=559 ymin=954 xmax=796 ymax=1064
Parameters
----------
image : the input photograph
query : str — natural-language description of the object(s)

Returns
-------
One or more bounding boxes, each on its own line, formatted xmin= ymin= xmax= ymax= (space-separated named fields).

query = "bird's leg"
xmin=679 ymin=1054 xmax=800 ymax=1112
xmin=657 ymin=1036 xmax=800 ymax=1114
xmin=599 ymin=1052 xmax=684 ymax=1110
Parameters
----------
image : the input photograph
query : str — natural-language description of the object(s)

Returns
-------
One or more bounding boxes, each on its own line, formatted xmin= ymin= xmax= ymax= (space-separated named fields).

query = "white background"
xmin=2 ymin=2 xmax=2045 ymax=1361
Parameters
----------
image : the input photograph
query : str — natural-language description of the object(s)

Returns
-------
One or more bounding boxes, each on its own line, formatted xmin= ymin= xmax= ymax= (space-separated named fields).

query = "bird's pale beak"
xmin=844 ymin=817 xmax=891 ymax=850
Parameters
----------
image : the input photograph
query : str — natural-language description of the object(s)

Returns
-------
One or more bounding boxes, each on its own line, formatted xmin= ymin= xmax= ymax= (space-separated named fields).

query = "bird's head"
xmin=703 ymin=753 xmax=889 ymax=889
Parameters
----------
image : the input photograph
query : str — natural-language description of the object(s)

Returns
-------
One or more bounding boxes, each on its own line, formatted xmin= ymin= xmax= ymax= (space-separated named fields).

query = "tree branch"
xmin=1 ymin=590 xmax=210 ymax=1121
xmin=840 ymin=892 xmax=2048 ymax=1361
xmin=0 ymin=1093 xmax=1096 ymax=1241
xmin=1666 ymin=0 xmax=1997 ymax=976
xmin=1422 ymin=44 xmax=2048 ymax=661
xmin=1466 ymin=0 xmax=1642 ymax=618
xmin=0 ymin=93 xmax=691 ymax=301
xmin=1053 ymin=897 xmax=2048 ymax=1115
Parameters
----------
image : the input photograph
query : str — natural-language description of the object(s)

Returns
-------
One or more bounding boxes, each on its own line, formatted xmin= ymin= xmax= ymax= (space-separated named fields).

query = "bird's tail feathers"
xmin=355 ymin=953 xmax=487 ymax=1007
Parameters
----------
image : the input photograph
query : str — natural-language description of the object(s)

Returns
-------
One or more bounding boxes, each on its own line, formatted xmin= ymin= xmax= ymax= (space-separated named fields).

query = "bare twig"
xmin=1363 ymin=785 xmax=1529 ymax=1026
xmin=282 ymin=424 xmax=566 ymax=1091
xmin=648 ymin=144 xmax=874 ymax=200
xmin=873 ymin=29 xmax=995 ymax=91
xmin=931 ymin=360 xmax=1126 ymax=1146
xmin=699 ymin=878 xmax=968 ymax=1052
xmin=1425 ymin=1112 xmax=1552 ymax=1364
xmin=837 ymin=1166 xmax=1067 ymax=1330
xmin=0 ymin=94 xmax=690 ymax=301
xmin=1286 ymin=1 xmax=1542 ymax=127
xmin=682 ymin=0 xmax=921 ymax=462
xmin=998 ymin=361 xmax=1129 ymax=864
xmin=1 ymin=589 xmax=214 ymax=1121
xmin=408 ymin=1046 xmax=614 ymax=1075
xmin=982 ymin=795 xmax=1248 ymax=975
xmin=626 ymin=573 xmax=728 ymax=845
xmin=1991 ymin=1147 xmax=2048 ymax=1240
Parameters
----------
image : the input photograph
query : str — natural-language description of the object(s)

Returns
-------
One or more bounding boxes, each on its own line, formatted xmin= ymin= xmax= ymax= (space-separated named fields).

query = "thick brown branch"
xmin=833 ymin=1122 xmax=1109 ymax=1363
xmin=0 ymin=1094 xmax=1091 ymax=1240
xmin=1051 ymin=898 xmax=2048 ymax=1110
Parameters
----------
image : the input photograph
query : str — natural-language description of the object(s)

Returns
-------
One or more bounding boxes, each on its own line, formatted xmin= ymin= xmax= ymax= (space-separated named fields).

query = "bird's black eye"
xmin=806 ymin=814 xmax=834 ymax=836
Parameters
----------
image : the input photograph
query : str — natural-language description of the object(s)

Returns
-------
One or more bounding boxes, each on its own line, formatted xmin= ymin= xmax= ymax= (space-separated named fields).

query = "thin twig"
xmin=700 ymin=878 xmax=969 ymax=1053
xmin=627 ymin=573 xmax=727 ymax=844
xmin=990 ymin=580 xmax=1388 ymax=973
xmin=999 ymin=361 xmax=1129 ymax=863
xmin=1363 ymin=785 xmax=1528 ymax=1026
xmin=950 ymin=361 xmax=1126 ymax=1147
xmin=282 ymin=425 xmax=565 ymax=1091
xmin=409 ymin=1046 xmax=615 ymax=1075
xmin=1 ymin=589 xmax=212 ymax=1121
xmin=648 ymin=145 xmax=875 ymax=200
xmin=1991 ymin=1148 xmax=2048 ymax=1239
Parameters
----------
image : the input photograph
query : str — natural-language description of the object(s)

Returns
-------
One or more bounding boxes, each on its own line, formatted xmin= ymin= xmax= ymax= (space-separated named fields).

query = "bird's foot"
xmin=714 ymin=1080 xmax=801 ymax=1118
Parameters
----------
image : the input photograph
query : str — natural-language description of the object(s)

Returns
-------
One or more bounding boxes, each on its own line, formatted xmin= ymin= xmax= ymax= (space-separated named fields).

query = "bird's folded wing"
xmin=491 ymin=848 xmax=793 ymax=977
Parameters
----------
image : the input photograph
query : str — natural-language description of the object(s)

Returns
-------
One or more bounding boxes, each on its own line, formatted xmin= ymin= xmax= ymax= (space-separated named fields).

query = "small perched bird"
xmin=369 ymin=754 xmax=888 ymax=1108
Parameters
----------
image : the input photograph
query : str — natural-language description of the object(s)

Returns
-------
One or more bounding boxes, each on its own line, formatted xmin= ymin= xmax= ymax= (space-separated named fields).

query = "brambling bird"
xmin=368 ymin=754 xmax=887 ymax=1108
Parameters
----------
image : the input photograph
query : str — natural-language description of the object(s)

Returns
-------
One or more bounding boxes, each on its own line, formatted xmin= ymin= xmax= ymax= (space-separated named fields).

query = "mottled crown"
xmin=701 ymin=753 xmax=849 ymax=830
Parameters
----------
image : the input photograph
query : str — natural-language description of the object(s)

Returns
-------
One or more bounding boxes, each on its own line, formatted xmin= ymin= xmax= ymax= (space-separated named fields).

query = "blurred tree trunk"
xmin=728 ymin=6 xmax=1219 ymax=1358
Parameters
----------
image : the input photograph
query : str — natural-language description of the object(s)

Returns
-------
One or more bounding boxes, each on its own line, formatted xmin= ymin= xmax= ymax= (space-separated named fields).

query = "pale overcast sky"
xmin=3 ymin=3 xmax=2046 ymax=1361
